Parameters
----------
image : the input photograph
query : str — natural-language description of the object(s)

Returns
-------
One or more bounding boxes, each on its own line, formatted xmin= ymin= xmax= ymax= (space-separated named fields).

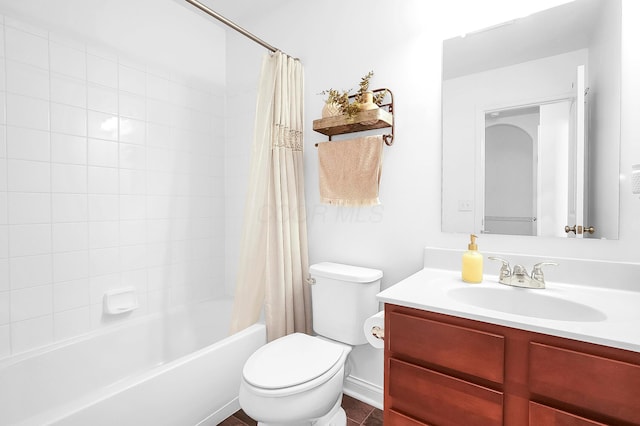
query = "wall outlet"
xmin=458 ymin=200 xmax=473 ymax=211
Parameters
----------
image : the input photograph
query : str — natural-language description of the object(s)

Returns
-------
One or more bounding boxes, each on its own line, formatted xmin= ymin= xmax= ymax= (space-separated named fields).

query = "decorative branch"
xmin=321 ymin=71 xmax=383 ymax=118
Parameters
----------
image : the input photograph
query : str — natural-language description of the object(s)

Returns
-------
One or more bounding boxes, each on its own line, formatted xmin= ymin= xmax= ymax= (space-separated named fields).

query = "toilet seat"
xmin=242 ymin=333 xmax=348 ymax=396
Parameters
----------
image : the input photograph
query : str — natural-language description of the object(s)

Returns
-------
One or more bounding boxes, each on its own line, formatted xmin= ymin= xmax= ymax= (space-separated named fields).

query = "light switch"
xmin=632 ymin=164 xmax=640 ymax=195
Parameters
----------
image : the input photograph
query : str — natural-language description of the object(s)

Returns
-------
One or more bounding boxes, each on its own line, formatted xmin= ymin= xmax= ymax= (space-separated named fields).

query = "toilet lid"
xmin=243 ymin=333 xmax=345 ymax=390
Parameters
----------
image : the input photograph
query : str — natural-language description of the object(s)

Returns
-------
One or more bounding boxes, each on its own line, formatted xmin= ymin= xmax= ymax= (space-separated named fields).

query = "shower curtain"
xmin=230 ymin=52 xmax=312 ymax=341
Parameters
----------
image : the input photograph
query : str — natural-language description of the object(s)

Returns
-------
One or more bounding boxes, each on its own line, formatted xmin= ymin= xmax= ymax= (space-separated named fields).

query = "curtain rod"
xmin=184 ymin=0 xmax=294 ymax=59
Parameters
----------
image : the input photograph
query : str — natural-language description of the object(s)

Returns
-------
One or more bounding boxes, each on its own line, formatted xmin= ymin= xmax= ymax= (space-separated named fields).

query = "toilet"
xmin=239 ymin=262 xmax=383 ymax=426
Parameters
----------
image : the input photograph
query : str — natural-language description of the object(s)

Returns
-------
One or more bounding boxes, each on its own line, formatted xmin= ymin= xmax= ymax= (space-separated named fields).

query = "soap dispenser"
xmin=462 ymin=234 xmax=483 ymax=283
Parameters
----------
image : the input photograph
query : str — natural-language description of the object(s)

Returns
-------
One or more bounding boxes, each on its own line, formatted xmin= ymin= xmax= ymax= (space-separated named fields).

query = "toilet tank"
xmin=309 ymin=262 xmax=382 ymax=345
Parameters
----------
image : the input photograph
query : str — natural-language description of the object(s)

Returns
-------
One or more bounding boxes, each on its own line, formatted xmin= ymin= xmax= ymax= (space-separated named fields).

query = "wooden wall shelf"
xmin=313 ymin=88 xmax=394 ymax=146
xmin=313 ymin=108 xmax=393 ymax=136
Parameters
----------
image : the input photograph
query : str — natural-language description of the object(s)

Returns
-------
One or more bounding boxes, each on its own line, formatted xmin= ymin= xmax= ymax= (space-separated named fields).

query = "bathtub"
xmin=0 ymin=299 xmax=266 ymax=426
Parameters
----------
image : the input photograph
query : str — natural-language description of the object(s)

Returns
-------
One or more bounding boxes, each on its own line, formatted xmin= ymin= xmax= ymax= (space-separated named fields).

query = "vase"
xmin=322 ymin=102 xmax=342 ymax=118
xmin=358 ymin=91 xmax=379 ymax=111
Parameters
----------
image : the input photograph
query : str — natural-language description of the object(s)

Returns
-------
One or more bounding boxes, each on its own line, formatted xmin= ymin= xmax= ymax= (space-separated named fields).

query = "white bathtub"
xmin=0 ymin=299 xmax=266 ymax=426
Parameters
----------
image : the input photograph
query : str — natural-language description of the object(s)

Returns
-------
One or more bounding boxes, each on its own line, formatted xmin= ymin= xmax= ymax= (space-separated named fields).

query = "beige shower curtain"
xmin=230 ymin=52 xmax=311 ymax=341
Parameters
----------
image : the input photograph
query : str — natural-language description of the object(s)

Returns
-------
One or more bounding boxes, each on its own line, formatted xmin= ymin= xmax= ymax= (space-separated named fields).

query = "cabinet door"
xmin=388 ymin=358 xmax=503 ymax=426
xmin=388 ymin=311 xmax=504 ymax=384
xmin=529 ymin=402 xmax=607 ymax=426
xmin=529 ymin=342 xmax=640 ymax=424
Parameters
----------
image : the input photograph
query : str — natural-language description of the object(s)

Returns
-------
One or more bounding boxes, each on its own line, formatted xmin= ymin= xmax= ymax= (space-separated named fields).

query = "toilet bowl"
xmin=239 ymin=333 xmax=352 ymax=425
xmin=239 ymin=262 xmax=383 ymax=426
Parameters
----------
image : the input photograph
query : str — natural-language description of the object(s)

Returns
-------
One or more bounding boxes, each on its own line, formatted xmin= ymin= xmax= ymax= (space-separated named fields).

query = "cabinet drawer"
xmin=529 ymin=402 xmax=606 ymax=426
xmin=529 ymin=342 xmax=640 ymax=425
xmin=386 ymin=409 xmax=428 ymax=426
xmin=388 ymin=311 xmax=504 ymax=383
xmin=389 ymin=358 xmax=503 ymax=426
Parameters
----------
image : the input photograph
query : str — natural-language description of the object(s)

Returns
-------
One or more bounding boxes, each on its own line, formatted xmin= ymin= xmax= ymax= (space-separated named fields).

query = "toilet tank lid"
xmin=309 ymin=262 xmax=383 ymax=283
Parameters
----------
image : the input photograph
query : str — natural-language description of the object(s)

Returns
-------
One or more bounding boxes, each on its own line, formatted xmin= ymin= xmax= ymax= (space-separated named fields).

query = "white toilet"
xmin=239 ymin=262 xmax=383 ymax=426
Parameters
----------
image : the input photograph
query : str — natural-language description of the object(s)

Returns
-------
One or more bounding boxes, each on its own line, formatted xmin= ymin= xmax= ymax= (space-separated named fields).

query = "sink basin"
xmin=448 ymin=286 xmax=607 ymax=322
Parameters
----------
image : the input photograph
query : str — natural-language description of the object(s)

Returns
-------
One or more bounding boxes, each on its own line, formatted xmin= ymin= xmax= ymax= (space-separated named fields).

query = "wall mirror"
xmin=441 ymin=0 xmax=621 ymax=239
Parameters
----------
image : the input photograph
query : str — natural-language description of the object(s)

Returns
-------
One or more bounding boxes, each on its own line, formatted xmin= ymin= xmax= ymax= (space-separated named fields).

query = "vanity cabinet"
xmin=384 ymin=304 xmax=640 ymax=425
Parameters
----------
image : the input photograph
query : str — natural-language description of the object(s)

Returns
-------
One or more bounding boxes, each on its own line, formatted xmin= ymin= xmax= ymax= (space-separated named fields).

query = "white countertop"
xmin=377 ymin=268 xmax=640 ymax=353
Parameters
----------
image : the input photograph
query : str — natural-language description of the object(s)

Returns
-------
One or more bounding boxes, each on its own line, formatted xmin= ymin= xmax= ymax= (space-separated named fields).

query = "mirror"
xmin=441 ymin=0 xmax=621 ymax=239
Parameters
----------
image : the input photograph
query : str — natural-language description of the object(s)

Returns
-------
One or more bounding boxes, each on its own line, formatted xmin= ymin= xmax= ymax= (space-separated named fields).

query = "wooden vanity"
xmin=384 ymin=304 xmax=640 ymax=425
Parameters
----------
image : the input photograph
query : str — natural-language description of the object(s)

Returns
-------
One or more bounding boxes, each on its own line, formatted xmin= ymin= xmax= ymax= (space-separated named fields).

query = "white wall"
xmin=227 ymin=0 xmax=640 ymax=397
xmin=588 ymin=0 xmax=621 ymax=239
xmin=0 ymin=12 xmax=227 ymax=358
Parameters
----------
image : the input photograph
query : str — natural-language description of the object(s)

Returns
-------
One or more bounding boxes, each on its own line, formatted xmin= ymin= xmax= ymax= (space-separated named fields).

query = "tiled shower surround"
xmin=0 ymin=15 xmax=226 ymax=357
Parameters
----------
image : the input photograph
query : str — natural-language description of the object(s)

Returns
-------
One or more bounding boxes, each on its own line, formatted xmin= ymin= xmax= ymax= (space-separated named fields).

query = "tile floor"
xmin=219 ymin=394 xmax=383 ymax=425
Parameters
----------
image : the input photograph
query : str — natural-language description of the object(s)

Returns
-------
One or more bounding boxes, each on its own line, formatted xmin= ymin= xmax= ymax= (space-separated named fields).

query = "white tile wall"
xmin=52 ymin=194 xmax=87 ymax=222
xmin=224 ymin=89 xmax=255 ymax=294
xmin=9 ymin=224 xmax=52 ymax=257
xmin=9 ymin=254 xmax=52 ymax=289
xmin=50 ymin=103 xmax=86 ymax=136
xmin=50 ymin=42 xmax=86 ymax=80
xmin=51 ymin=74 xmax=86 ymax=108
xmin=0 ymin=15 xmax=226 ymax=358
xmin=0 ymin=325 xmax=9 ymax=358
xmin=54 ymin=306 xmax=91 ymax=341
xmin=7 ymin=159 xmax=50 ymax=192
xmin=0 ymin=260 xmax=8 ymax=291
xmin=0 ymin=227 xmax=7 ymax=259
xmin=87 ymin=111 xmax=118 ymax=141
xmin=52 ymin=223 xmax=88 ymax=252
xmin=87 ymin=54 xmax=118 ymax=88
xmin=0 ymin=291 xmax=9 ymax=324
xmin=8 ymin=192 xmax=51 ymax=224
xmin=7 ymin=127 xmax=50 ymax=162
xmin=52 ymin=251 xmax=88 ymax=283
xmin=10 ymin=315 xmax=53 ymax=354
xmin=51 ymin=133 xmax=86 ymax=164
xmin=88 ymin=84 xmax=118 ymax=115
xmin=6 ymin=60 xmax=49 ymax=100
xmin=6 ymin=94 xmax=49 ymax=131
xmin=53 ymin=278 xmax=89 ymax=312
xmin=0 ymin=126 xmax=6 ymax=158
xmin=0 ymin=91 xmax=5 ymax=121
xmin=52 ymin=163 xmax=87 ymax=194
xmin=5 ymin=26 xmax=49 ymax=68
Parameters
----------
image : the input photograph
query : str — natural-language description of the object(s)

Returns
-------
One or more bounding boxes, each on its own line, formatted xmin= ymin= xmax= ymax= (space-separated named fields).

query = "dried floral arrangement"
xmin=321 ymin=71 xmax=387 ymax=118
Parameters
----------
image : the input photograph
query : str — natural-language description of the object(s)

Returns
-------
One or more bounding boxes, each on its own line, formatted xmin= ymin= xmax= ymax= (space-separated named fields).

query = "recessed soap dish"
xmin=103 ymin=287 xmax=139 ymax=315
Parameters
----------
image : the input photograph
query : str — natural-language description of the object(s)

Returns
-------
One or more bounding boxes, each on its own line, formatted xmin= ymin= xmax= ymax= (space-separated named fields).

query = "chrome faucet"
xmin=488 ymin=257 xmax=558 ymax=289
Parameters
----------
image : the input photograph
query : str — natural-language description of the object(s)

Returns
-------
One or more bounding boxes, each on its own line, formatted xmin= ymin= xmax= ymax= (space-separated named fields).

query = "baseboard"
xmin=197 ymin=397 xmax=240 ymax=426
xmin=343 ymin=375 xmax=383 ymax=410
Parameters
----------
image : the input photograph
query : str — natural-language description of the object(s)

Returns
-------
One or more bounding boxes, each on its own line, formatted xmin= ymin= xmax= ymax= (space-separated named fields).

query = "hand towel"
xmin=318 ymin=135 xmax=384 ymax=206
